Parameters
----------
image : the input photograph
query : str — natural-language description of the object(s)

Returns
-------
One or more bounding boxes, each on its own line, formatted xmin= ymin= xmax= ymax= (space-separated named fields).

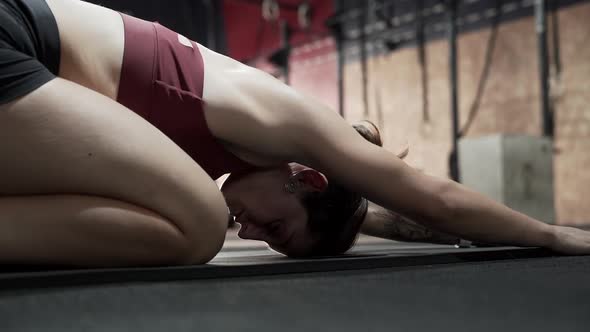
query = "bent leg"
xmin=0 ymin=78 xmax=228 ymax=266
xmin=0 ymin=195 xmax=190 ymax=267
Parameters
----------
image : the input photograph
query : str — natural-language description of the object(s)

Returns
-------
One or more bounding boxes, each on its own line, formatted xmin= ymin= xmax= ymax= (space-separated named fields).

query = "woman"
xmin=0 ymin=0 xmax=588 ymax=267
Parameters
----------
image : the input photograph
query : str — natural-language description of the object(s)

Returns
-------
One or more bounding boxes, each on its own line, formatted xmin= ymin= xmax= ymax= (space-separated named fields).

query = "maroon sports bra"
xmin=116 ymin=13 xmax=255 ymax=180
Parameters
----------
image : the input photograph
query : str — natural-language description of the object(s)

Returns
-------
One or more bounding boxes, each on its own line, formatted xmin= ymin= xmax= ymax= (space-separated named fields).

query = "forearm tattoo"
xmin=363 ymin=206 xmax=460 ymax=245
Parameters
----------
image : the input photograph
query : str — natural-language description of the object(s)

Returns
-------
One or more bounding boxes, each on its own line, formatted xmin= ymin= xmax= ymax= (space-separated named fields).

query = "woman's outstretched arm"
xmin=295 ymin=108 xmax=559 ymax=249
xmin=303 ymin=110 xmax=590 ymax=253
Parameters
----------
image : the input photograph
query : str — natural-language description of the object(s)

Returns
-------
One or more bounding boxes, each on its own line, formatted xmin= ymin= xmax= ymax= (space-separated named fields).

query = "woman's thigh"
xmin=0 ymin=77 xmax=228 ymax=259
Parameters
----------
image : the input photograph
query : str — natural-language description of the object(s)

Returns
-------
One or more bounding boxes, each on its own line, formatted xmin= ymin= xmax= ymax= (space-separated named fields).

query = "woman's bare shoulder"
xmin=198 ymin=44 xmax=329 ymax=163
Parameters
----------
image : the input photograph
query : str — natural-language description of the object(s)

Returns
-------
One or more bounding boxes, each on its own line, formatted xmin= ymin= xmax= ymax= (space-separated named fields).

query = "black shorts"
xmin=0 ymin=0 xmax=60 ymax=105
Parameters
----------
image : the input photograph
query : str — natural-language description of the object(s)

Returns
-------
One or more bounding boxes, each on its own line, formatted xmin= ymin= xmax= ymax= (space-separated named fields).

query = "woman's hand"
xmin=550 ymin=225 xmax=590 ymax=255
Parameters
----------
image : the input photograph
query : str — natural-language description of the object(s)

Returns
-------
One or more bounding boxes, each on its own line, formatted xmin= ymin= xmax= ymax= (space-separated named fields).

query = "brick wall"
xmin=297 ymin=2 xmax=590 ymax=226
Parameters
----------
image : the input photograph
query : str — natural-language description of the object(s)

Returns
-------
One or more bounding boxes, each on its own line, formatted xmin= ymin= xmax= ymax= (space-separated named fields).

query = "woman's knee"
xmin=179 ymin=189 xmax=228 ymax=264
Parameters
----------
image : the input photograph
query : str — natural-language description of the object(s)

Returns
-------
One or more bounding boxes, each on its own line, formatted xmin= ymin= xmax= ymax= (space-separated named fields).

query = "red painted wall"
xmin=222 ymin=0 xmax=334 ymax=62
xmin=222 ymin=0 xmax=339 ymax=111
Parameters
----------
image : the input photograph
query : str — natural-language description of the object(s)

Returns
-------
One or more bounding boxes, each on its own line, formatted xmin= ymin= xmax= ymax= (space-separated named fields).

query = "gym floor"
xmin=2 ymin=230 xmax=589 ymax=332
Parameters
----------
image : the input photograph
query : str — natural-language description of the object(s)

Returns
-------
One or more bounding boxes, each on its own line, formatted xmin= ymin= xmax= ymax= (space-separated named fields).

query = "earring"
xmin=284 ymin=181 xmax=297 ymax=193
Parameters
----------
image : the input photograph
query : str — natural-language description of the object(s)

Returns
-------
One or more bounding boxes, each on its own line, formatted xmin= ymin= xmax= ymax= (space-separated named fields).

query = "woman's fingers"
xmin=551 ymin=226 xmax=590 ymax=255
xmin=395 ymin=141 xmax=410 ymax=160
xmin=353 ymin=120 xmax=410 ymax=159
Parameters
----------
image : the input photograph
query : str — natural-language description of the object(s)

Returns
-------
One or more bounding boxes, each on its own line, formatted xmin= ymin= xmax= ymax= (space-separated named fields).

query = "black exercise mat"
xmin=0 ymin=243 xmax=557 ymax=290
xmin=1 ymin=255 xmax=589 ymax=332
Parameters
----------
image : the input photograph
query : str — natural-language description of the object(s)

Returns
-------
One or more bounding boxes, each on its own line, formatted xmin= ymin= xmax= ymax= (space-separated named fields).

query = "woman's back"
xmin=46 ymin=0 xmax=125 ymax=100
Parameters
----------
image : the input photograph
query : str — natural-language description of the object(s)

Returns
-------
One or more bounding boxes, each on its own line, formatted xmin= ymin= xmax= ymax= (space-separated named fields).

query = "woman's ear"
xmin=294 ymin=169 xmax=328 ymax=192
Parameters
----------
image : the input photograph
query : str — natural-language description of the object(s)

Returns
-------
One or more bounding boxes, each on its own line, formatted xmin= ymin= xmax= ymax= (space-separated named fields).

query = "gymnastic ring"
xmin=298 ymin=2 xmax=312 ymax=29
xmin=262 ymin=0 xmax=280 ymax=21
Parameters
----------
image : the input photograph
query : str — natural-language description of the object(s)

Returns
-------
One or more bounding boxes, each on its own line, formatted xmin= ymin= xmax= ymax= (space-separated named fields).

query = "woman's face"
xmin=221 ymin=164 xmax=327 ymax=256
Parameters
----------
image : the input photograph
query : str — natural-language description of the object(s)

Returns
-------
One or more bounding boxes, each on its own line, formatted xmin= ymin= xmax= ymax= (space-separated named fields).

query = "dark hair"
xmin=296 ymin=122 xmax=382 ymax=257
